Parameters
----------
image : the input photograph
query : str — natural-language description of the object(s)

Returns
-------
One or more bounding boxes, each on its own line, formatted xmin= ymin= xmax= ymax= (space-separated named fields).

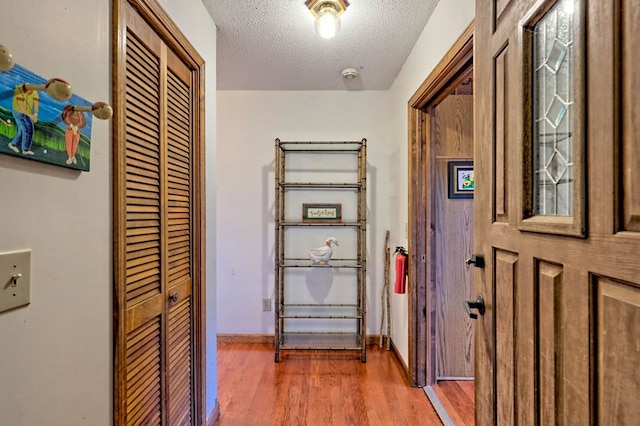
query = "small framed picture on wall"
xmin=448 ymin=161 xmax=474 ymax=199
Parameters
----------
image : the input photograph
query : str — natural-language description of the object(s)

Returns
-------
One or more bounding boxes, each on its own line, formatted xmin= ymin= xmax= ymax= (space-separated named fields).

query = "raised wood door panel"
xmin=475 ymin=0 xmax=640 ymax=424
xmin=434 ymin=94 xmax=474 ymax=379
xmin=115 ymin=1 xmax=203 ymax=424
xmin=597 ymin=277 xmax=640 ymax=425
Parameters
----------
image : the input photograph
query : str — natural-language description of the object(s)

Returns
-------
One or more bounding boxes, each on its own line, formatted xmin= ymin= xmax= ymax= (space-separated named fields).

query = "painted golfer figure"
xmin=8 ymin=83 xmax=39 ymax=155
xmin=61 ymin=105 xmax=86 ymax=165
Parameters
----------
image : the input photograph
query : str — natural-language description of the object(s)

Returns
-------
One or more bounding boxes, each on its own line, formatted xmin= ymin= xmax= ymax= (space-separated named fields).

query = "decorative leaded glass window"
xmin=532 ymin=0 xmax=574 ymax=216
xmin=521 ymin=0 xmax=584 ymax=237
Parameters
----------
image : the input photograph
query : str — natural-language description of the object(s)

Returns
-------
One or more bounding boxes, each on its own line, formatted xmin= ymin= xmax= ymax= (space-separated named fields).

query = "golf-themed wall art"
xmin=0 ymin=44 xmax=112 ymax=172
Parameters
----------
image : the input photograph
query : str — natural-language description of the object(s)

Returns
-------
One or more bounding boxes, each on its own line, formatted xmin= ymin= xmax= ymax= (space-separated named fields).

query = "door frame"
xmin=112 ymin=0 xmax=206 ymax=423
xmin=407 ymin=21 xmax=474 ymax=387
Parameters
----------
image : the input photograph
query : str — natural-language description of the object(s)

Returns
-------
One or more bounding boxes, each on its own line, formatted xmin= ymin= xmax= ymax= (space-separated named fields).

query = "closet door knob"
xmin=169 ymin=293 xmax=179 ymax=303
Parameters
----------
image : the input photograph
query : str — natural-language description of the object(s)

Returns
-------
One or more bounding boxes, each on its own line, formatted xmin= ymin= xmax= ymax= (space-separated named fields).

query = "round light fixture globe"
xmin=341 ymin=68 xmax=359 ymax=79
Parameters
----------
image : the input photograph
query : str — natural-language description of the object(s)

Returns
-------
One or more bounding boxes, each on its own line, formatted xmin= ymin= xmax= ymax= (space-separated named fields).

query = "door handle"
xmin=463 ymin=295 xmax=485 ymax=319
xmin=169 ymin=292 xmax=179 ymax=303
xmin=465 ymin=254 xmax=485 ymax=268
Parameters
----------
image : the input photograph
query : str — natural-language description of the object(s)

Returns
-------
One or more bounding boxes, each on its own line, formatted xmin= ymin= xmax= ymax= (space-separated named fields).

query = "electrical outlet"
xmin=262 ymin=298 xmax=271 ymax=311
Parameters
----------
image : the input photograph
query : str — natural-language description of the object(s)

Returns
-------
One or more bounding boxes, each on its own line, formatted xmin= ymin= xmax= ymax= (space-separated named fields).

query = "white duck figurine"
xmin=309 ymin=237 xmax=339 ymax=265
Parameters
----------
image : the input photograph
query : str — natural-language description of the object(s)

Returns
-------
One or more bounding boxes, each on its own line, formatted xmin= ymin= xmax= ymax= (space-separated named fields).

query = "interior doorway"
xmin=427 ymin=74 xmax=475 ymax=425
xmin=434 ymin=75 xmax=474 ymax=381
xmin=407 ymin=21 xmax=475 ymax=425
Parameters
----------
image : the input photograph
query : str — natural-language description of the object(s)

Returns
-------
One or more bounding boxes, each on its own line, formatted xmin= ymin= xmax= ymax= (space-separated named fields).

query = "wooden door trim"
xmin=407 ymin=21 xmax=474 ymax=387
xmin=113 ymin=0 xmax=206 ymax=423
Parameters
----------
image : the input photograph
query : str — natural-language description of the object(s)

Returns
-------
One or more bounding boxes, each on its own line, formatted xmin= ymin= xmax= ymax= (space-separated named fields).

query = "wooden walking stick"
xmin=380 ymin=230 xmax=391 ymax=349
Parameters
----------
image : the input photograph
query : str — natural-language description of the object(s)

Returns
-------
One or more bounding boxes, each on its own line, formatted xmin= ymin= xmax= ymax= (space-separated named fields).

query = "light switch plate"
xmin=0 ymin=249 xmax=31 ymax=313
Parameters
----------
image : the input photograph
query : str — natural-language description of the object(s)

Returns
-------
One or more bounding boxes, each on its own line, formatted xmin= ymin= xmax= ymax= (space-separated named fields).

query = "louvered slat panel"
xmin=126 ymin=234 xmax=158 ymax=247
xmin=126 ymin=113 xmax=162 ymax=141
xmin=167 ymin=115 xmax=189 ymax=137
xmin=126 ymin=102 xmax=160 ymax=129
xmin=167 ymin=174 xmax=189 ymax=187
xmin=168 ymin=216 xmax=189 ymax=225
xmin=169 ymin=243 xmax=189 ymax=260
xmin=166 ymin=68 xmax=193 ymax=425
xmin=167 ymin=139 xmax=189 ymax=158
xmin=124 ymin=29 xmax=163 ymax=420
xmin=127 ymin=251 xmax=159 ymax=266
xmin=167 ymin=181 xmax=189 ymax=194
xmin=167 ymin=70 xmax=191 ymax=286
xmin=126 ymin=317 xmax=161 ymax=425
xmin=125 ymin=59 xmax=160 ymax=96
xmin=127 ymin=38 xmax=160 ymax=78
xmin=127 ymin=226 xmax=160 ymax=238
xmin=167 ymin=158 xmax=189 ymax=173
xmin=127 ymin=260 xmax=160 ymax=277
xmin=124 ymin=83 xmax=159 ymax=113
xmin=168 ymin=240 xmax=189 ymax=257
xmin=127 ymin=179 xmax=157 ymax=194
xmin=125 ymin=89 xmax=160 ymax=118
xmin=167 ymin=166 xmax=189 ymax=182
xmin=168 ymin=187 xmax=189 ymax=197
xmin=167 ymin=120 xmax=189 ymax=139
xmin=127 ymin=138 xmax=161 ymax=161
xmin=126 ymin=31 xmax=161 ymax=307
xmin=167 ymin=127 xmax=190 ymax=148
xmin=127 ymin=152 xmax=159 ymax=171
xmin=127 ymin=245 xmax=159 ymax=261
xmin=169 ymin=246 xmax=189 ymax=261
xmin=168 ymin=297 xmax=192 ymax=425
xmin=166 ymin=156 xmax=188 ymax=171
xmin=127 ymin=219 xmax=160 ymax=231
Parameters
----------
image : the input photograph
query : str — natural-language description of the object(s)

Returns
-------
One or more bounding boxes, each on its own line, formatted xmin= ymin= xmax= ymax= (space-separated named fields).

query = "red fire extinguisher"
xmin=394 ymin=247 xmax=408 ymax=294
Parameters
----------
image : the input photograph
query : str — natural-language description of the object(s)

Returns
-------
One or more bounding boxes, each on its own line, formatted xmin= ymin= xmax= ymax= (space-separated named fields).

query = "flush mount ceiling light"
xmin=341 ymin=67 xmax=359 ymax=79
xmin=306 ymin=0 xmax=349 ymax=39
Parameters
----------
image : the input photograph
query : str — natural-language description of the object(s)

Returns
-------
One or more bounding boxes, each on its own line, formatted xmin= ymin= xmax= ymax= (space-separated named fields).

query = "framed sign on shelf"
xmin=302 ymin=203 xmax=342 ymax=223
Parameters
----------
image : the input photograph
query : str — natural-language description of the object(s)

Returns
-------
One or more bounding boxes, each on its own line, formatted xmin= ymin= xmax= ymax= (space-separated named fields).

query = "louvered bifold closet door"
xmin=165 ymin=52 xmax=194 ymax=426
xmin=121 ymin=5 xmax=196 ymax=424
xmin=123 ymin=19 xmax=164 ymax=425
xmin=115 ymin=1 xmax=203 ymax=425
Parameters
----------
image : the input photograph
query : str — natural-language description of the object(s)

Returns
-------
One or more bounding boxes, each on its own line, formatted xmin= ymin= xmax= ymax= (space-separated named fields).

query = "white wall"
xmin=216 ymin=91 xmax=391 ymax=336
xmin=0 ymin=1 xmax=112 ymax=424
xmin=387 ymin=0 xmax=476 ymax=365
xmin=0 ymin=0 xmax=218 ymax=424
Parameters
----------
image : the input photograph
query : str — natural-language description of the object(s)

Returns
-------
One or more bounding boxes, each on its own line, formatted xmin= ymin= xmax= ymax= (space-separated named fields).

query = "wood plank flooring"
xmin=429 ymin=380 xmax=475 ymax=425
xmin=216 ymin=342 xmax=443 ymax=425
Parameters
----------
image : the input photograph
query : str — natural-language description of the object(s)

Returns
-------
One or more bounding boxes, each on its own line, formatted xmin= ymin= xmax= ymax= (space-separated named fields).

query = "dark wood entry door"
xmin=475 ymin=0 xmax=640 ymax=423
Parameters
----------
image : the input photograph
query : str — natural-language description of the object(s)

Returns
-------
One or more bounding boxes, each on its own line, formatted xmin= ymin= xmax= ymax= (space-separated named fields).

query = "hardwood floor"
xmin=428 ymin=381 xmax=475 ymax=425
xmin=216 ymin=342 xmax=443 ymax=425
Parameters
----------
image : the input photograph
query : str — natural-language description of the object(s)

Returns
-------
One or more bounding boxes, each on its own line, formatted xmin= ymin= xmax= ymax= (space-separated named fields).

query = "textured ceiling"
xmin=202 ymin=0 xmax=441 ymax=90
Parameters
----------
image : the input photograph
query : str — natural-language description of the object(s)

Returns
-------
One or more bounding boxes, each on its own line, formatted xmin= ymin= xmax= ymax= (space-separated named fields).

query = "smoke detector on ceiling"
xmin=341 ymin=67 xmax=359 ymax=79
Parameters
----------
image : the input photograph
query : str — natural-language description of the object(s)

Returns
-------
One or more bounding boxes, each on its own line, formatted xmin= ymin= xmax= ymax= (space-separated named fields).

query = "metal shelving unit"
xmin=274 ymin=138 xmax=367 ymax=362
